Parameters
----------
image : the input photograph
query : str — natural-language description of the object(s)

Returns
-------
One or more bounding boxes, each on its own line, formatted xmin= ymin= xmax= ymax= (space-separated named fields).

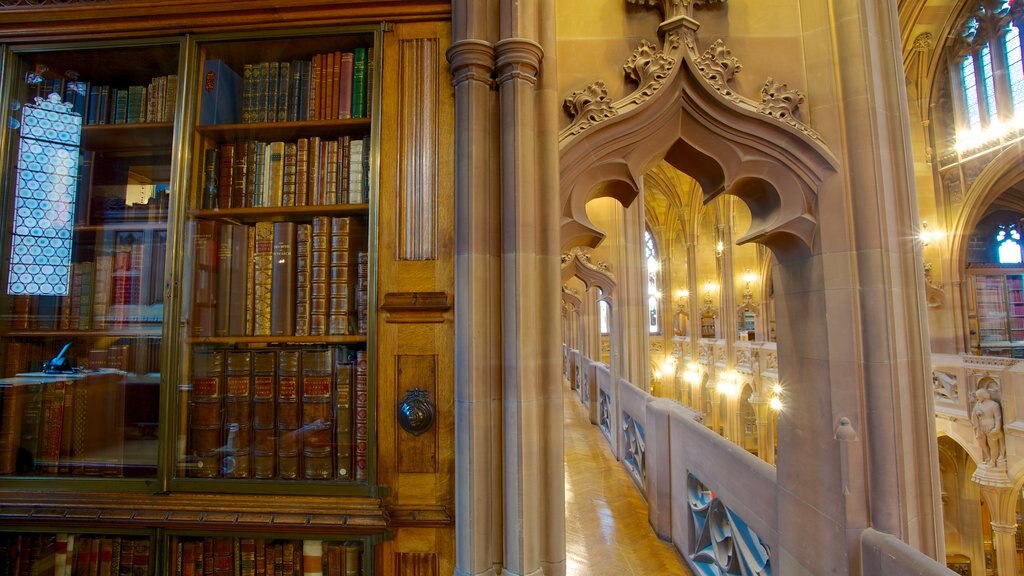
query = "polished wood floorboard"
xmin=564 ymin=382 xmax=694 ymax=576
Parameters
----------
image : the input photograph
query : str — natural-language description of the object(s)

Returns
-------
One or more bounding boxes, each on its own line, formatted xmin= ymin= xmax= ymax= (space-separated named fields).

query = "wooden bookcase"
xmin=968 ymin=265 xmax=1024 ymax=357
xmin=0 ymin=4 xmax=455 ymax=575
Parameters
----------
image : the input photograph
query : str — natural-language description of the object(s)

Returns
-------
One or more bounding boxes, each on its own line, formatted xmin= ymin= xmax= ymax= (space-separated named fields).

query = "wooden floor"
xmin=563 ymin=383 xmax=694 ymax=576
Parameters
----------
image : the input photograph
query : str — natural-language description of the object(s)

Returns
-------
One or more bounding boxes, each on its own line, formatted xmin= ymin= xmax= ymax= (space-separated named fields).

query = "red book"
xmin=355 ymin=349 xmax=368 ymax=482
xmin=132 ymin=538 xmax=149 ymax=576
xmin=338 ymin=52 xmax=354 ymax=119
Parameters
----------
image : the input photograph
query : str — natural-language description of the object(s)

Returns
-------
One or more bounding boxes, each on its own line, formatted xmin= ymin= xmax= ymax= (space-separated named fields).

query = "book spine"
xmin=271 ymin=222 xmax=297 ymax=337
xmin=58 ymin=379 xmax=75 ymax=474
xmin=277 ymin=61 xmax=291 ymax=123
xmin=218 ymin=143 xmax=235 ymax=208
xmin=357 ymin=251 xmax=369 ymax=336
xmin=165 ymin=75 xmax=179 ymax=122
xmin=308 ymin=54 xmax=320 ymax=121
xmin=282 ymin=142 xmax=298 ymax=207
xmin=212 ymin=538 xmax=231 ymax=576
xmin=242 ymin=63 xmax=256 ymax=123
xmin=256 ymin=62 xmax=270 ymax=123
xmin=253 ymin=221 xmax=275 ymax=336
xmin=296 ymin=138 xmax=310 ymax=207
xmin=324 ymin=139 xmax=339 ymax=205
xmin=264 ymin=141 xmax=285 ymax=208
xmin=190 ymin=220 xmax=220 ymax=338
xmin=0 ymin=382 xmax=26 ymax=474
xmin=189 ymin=348 xmax=223 ymax=478
xmin=334 ymin=350 xmax=354 ymax=480
xmin=295 ymin=223 xmax=312 ymax=337
xmin=340 ymin=136 xmax=350 ymax=205
xmin=224 ymin=350 xmax=253 ymax=478
xmin=329 ymin=217 xmax=355 ymax=336
xmin=239 ymin=539 xmax=255 ymax=576
xmin=202 ymin=148 xmax=220 ymax=209
xmin=131 ymin=538 xmax=149 ymax=576
xmin=276 ymin=350 xmax=301 ymax=480
xmin=265 ymin=62 xmax=279 ymax=124
xmin=301 ymin=349 xmax=333 ymax=479
xmin=307 ymin=136 xmax=322 ymax=206
xmin=17 ymin=383 xmax=44 ymax=474
xmin=347 ymin=138 xmax=364 ymax=204
xmin=251 ymin=350 xmax=277 ymax=479
xmin=232 ymin=140 xmax=249 ymax=209
xmin=355 ymin=349 xmax=368 ymax=482
xmin=42 ymin=380 xmax=66 ymax=474
xmin=228 ymin=224 xmax=250 ymax=336
xmin=352 ymin=47 xmax=367 ymax=119
xmin=301 ymin=541 xmax=323 ymax=576
xmin=246 ymin=227 xmax=256 ymax=335
xmin=118 ymin=538 xmax=134 ymax=576
xmin=339 ymin=52 xmax=354 ymax=120
xmin=252 ymin=141 xmax=267 ymax=207
xmin=215 ymin=224 xmax=234 ymax=337
xmin=310 ymin=217 xmax=330 ymax=336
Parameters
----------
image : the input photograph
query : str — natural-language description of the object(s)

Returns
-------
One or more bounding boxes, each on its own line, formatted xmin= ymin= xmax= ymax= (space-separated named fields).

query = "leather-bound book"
xmin=253 ymin=221 xmax=274 ymax=336
xmin=301 ymin=348 xmax=334 ymax=479
xmin=251 ymin=350 xmax=277 ymax=479
xmin=189 ymin=348 xmax=223 ymax=478
xmin=223 ymin=350 xmax=253 ymax=478
xmin=276 ymin=350 xmax=301 ymax=479
xmin=271 ymin=222 xmax=297 ymax=337
xmin=334 ymin=348 xmax=354 ymax=481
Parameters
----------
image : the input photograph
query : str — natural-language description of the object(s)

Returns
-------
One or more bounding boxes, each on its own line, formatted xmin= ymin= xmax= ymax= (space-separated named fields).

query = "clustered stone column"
xmin=450 ymin=0 xmax=564 ymax=574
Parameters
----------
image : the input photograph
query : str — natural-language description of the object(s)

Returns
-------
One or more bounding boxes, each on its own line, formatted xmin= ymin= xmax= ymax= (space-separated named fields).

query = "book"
xmin=343 ymin=543 xmax=360 ymax=576
xmin=352 ymin=46 xmax=367 ymax=118
xmin=132 ymin=538 xmax=150 ymax=576
xmin=310 ymin=216 xmax=330 ymax=336
xmin=309 ymin=54 xmax=321 ymax=121
xmin=302 ymin=541 xmax=323 ymax=576
xmin=215 ymin=224 xmax=234 ymax=337
xmin=226 ymin=224 xmax=250 ymax=336
xmin=338 ymin=52 xmax=354 ymax=119
xmin=328 ymin=217 xmax=361 ymax=336
xmin=217 ymin=143 xmax=235 ymax=209
xmin=334 ymin=349 xmax=354 ymax=480
xmin=296 ymin=138 xmax=310 ymax=206
xmin=231 ymin=140 xmax=248 ymax=209
xmin=271 ymin=222 xmax=297 ymax=336
xmin=282 ymin=142 xmax=298 ymax=207
xmin=200 ymin=60 xmax=242 ymax=125
xmin=277 ymin=61 xmax=292 ymax=123
xmin=265 ymin=61 xmax=279 ymax=124
xmin=17 ymin=381 xmax=44 ymax=474
xmin=276 ymin=350 xmax=301 ymax=479
xmin=224 ymin=350 xmax=253 ymax=478
xmin=251 ymin=350 xmax=277 ymax=479
xmin=302 ymin=348 xmax=333 ymax=479
xmin=202 ymin=148 xmax=220 ymax=209
xmin=242 ymin=63 xmax=256 ymax=123
xmin=264 ymin=141 xmax=285 ymax=207
xmin=354 ymin=349 xmax=368 ymax=482
xmin=347 ymin=138 xmax=364 ymax=204
xmin=324 ymin=138 xmax=339 ymax=205
xmin=295 ymin=223 xmax=312 ymax=337
xmin=307 ymin=136 xmax=322 ymax=205
xmin=190 ymin=220 xmax=220 ymax=338
xmin=239 ymin=538 xmax=255 ymax=576
xmin=253 ymin=221 xmax=275 ymax=336
xmin=189 ymin=348 xmax=223 ymax=478
xmin=356 ymin=251 xmax=370 ymax=335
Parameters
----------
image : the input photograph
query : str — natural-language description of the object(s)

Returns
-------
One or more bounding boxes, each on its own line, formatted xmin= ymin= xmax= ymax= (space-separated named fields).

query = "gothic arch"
xmin=560 ymin=247 xmax=618 ymax=298
xmin=949 ymin=146 xmax=1024 ymax=272
xmin=558 ymin=8 xmax=837 ymax=259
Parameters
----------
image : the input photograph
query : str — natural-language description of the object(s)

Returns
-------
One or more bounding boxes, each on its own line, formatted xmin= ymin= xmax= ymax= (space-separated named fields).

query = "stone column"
xmin=495 ymin=0 xmax=564 ymax=571
xmin=748 ymin=392 xmax=775 ymax=465
xmin=449 ymin=2 xmax=502 ymax=574
xmin=977 ymin=477 xmax=1018 ymax=576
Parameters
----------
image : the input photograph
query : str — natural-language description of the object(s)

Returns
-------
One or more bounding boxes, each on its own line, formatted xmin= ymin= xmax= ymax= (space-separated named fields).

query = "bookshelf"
xmin=969 ymin=266 xmax=1024 ymax=357
xmin=0 ymin=8 xmax=454 ymax=574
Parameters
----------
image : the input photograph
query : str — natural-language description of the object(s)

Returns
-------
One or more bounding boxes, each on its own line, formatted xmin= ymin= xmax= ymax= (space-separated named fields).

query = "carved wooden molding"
xmin=386 ymin=504 xmax=453 ymax=527
xmin=381 ymin=291 xmax=451 ymax=323
xmin=0 ymin=491 xmax=389 ymax=533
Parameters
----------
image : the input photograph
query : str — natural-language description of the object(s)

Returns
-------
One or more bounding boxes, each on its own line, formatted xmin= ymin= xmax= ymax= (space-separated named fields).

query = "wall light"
xmin=683 ymin=362 xmax=702 ymax=384
xmin=716 ymin=370 xmax=741 ymax=397
xmin=919 ymin=220 xmax=945 ymax=247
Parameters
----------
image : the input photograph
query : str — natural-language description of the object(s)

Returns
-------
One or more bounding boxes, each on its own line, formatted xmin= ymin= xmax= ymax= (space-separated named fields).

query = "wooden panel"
xmin=396 ymin=354 xmax=437 ymax=473
xmin=396 ymin=552 xmax=438 ymax=576
xmin=398 ymin=37 xmax=441 ymax=261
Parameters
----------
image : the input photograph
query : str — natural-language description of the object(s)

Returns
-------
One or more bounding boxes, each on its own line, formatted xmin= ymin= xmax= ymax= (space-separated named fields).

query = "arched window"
xmin=598 ymin=288 xmax=610 ymax=335
xmin=997 ymin=222 xmax=1024 ymax=263
xmin=645 ymin=229 xmax=661 ymax=334
xmin=953 ymin=1 xmax=1024 ymax=150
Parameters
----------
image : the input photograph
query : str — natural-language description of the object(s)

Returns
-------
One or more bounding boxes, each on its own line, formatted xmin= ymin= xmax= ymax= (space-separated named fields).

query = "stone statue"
xmin=971 ymin=388 xmax=1005 ymax=466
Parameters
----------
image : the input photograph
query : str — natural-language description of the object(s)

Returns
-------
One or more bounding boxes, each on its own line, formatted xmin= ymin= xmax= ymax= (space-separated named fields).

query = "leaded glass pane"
xmin=981 ymin=44 xmax=998 ymax=122
xmin=8 ymin=94 xmax=80 ymax=296
xmin=963 ymin=54 xmax=983 ymax=129
xmin=1006 ymin=26 xmax=1024 ymax=114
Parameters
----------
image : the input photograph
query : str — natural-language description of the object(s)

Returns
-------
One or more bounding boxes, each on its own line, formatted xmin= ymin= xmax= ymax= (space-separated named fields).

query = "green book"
xmin=351 ymin=46 xmax=367 ymax=119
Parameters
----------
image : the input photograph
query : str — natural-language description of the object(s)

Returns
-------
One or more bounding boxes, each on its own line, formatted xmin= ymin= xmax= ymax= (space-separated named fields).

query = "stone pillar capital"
xmin=494 ymin=38 xmax=544 ymax=86
xmin=447 ymin=39 xmax=496 ymax=88
xmin=991 ymin=522 xmax=1018 ymax=536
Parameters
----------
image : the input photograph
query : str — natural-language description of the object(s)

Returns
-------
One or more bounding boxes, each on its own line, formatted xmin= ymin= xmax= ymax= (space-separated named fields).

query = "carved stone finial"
xmin=694 ymin=39 xmax=741 ymax=95
xmin=563 ymin=81 xmax=619 ymax=137
xmin=623 ymin=39 xmax=678 ymax=106
xmin=757 ymin=77 xmax=805 ymax=121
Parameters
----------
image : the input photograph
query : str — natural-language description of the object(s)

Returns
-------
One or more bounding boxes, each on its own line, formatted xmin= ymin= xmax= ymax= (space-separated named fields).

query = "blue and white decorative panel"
xmin=599 ymin=389 xmax=611 ymax=440
xmin=8 ymin=93 xmax=80 ymax=296
xmin=622 ymin=412 xmax=646 ymax=488
xmin=688 ymin=474 xmax=771 ymax=576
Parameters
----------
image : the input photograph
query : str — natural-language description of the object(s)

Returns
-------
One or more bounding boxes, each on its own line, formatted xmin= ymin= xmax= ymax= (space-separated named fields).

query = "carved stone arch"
xmin=560 ymin=247 xmax=618 ymax=298
xmin=563 ymin=161 xmax=641 ymax=249
xmin=949 ymin=146 xmax=1024 ymax=272
xmin=561 ymin=287 xmax=583 ymax=312
xmin=559 ymin=15 xmax=837 ymax=259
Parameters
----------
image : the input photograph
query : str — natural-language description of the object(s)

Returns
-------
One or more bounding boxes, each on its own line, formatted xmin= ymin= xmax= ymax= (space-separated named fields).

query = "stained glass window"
xmin=645 ymin=229 xmax=660 ymax=334
xmin=963 ymin=54 xmax=983 ymax=130
xmin=1005 ymin=24 xmax=1024 ymax=113
xmin=997 ymin=224 xmax=1024 ymax=264
xmin=7 ymin=93 xmax=81 ymax=296
xmin=981 ymin=44 xmax=998 ymax=122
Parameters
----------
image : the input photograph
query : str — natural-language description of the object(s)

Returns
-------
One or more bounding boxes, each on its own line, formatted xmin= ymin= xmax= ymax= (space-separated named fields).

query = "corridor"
xmin=563 ymin=382 xmax=694 ymax=576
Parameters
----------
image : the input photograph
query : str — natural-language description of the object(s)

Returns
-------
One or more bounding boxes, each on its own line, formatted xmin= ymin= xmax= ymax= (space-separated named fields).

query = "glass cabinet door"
xmin=174 ymin=30 xmax=377 ymax=491
xmin=0 ymin=42 xmax=180 ymax=478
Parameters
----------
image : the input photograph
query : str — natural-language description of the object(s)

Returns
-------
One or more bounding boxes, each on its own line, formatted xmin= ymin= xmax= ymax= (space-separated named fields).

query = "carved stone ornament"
xmin=924 ymin=262 xmax=945 ymax=308
xmin=913 ymin=32 xmax=934 ymax=53
xmin=563 ymin=81 xmax=619 ymax=137
xmin=694 ymin=39 xmax=742 ymax=97
xmin=622 ymin=39 xmax=678 ymax=107
xmin=757 ymin=77 xmax=805 ymax=121
xmin=398 ymin=388 xmax=435 ymax=437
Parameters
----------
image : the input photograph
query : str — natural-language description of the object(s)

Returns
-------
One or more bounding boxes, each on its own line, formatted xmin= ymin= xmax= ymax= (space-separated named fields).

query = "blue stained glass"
xmin=963 ymin=55 xmax=983 ymax=129
xmin=8 ymin=95 xmax=79 ymax=296
xmin=981 ymin=44 xmax=998 ymax=122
